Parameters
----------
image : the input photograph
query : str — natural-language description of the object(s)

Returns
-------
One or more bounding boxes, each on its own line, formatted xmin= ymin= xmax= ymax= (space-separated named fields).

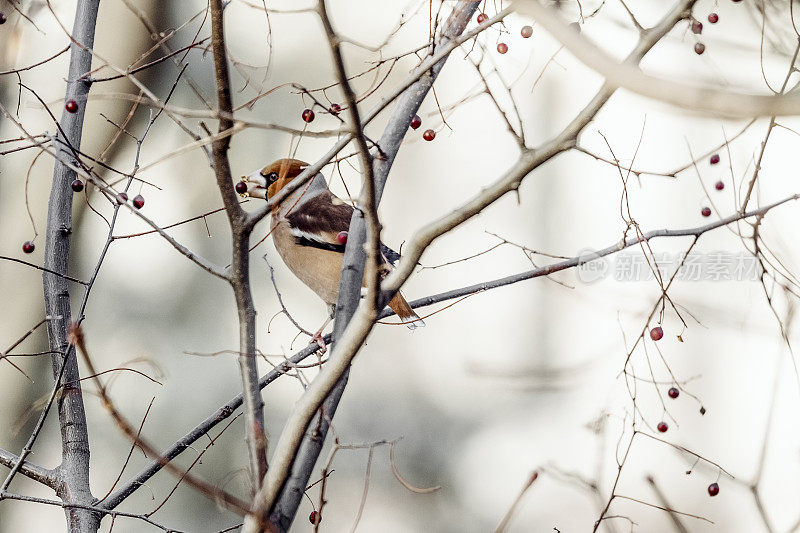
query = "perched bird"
xmin=241 ymin=158 xmax=424 ymax=349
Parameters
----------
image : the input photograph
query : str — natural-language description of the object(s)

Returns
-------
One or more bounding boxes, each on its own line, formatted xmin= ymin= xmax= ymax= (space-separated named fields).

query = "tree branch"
xmin=513 ymin=0 xmax=800 ymax=118
xmin=0 ymin=448 xmax=58 ymax=489
xmin=244 ymin=7 xmax=513 ymax=231
xmin=41 ymin=1 xmax=102 ymax=530
xmin=209 ymin=0 xmax=268 ymax=492
xmin=249 ymin=3 xmax=481 ymax=531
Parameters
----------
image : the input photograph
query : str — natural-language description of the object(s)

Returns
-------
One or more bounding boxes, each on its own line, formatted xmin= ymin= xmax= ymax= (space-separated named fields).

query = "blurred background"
xmin=2 ymin=0 xmax=800 ymax=531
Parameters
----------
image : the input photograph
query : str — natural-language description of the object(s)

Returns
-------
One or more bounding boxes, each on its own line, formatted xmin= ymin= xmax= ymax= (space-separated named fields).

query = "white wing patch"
xmin=289 ymin=226 xmax=332 ymax=244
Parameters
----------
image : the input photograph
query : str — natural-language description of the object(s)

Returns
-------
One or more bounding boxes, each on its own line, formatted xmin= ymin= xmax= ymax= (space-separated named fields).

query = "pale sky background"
xmin=2 ymin=1 xmax=800 ymax=532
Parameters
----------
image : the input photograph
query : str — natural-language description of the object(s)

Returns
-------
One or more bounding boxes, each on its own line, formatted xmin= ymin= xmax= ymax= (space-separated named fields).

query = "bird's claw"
xmin=311 ymin=332 xmax=327 ymax=354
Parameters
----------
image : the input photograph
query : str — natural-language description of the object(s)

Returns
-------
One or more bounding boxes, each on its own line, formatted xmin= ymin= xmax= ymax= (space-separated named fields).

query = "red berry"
xmin=715 ymin=181 xmax=724 ymax=191
xmin=329 ymin=103 xmax=341 ymax=115
xmin=668 ymin=387 xmax=680 ymax=399
xmin=301 ymin=108 xmax=315 ymax=123
xmin=0 ymin=12 xmax=7 ymax=24
xmin=71 ymin=179 xmax=84 ymax=192
xmin=694 ymin=42 xmax=706 ymax=55
xmin=410 ymin=115 xmax=422 ymax=130
xmin=309 ymin=511 xmax=320 ymax=524
xmin=708 ymin=13 xmax=719 ymax=23
xmin=701 ymin=206 xmax=711 ymax=217
xmin=336 ymin=231 xmax=348 ymax=244
xmin=691 ymin=20 xmax=703 ymax=34
xmin=422 ymin=129 xmax=435 ymax=141
xmin=657 ymin=421 xmax=668 ymax=433
xmin=133 ymin=194 xmax=145 ymax=209
xmin=22 ymin=241 xmax=35 ymax=254
xmin=710 ymin=153 xmax=720 ymax=164
xmin=521 ymin=25 xmax=533 ymax=38
xmin=118 ymin=192 xmax=128 ymax=203
xmin=235 ymin=181 xmax=248 ymax=194
xmin=477 ymin=13 xmax=488 ymax=23
xmin=650 ymin=326 xmax=664 ymax=341
xmin=65 ymin=99 xmax=79 ymax=113
xmin=497 ymin=42 xmax=508 ymax=54
xmin=708 ymin=482 xmax=719 ymax=496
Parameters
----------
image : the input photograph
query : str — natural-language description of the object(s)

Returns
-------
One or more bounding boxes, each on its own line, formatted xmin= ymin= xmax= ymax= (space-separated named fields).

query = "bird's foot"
xmin=310 ymin=331 xmax=327 ymax=354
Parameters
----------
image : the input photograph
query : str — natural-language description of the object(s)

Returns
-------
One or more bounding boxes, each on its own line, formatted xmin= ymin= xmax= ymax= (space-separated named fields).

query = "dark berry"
xmin=715 ymin=181 xmax=724 ymax=191
xmin=521 ymin=25 xmax=533 ymax=38
xmin=708 ymin=482 xmax=719 ymax=496
xmin=708 ymin=13 xmax=719 ymax=23
xmin=118 ymin=192 xmax=128 ymax=203
xmin=701 ymin=206 xmax=711 ymax=217
xmin=329 ymin=103 xmax=341 ymax=115
xmin=410 ymin=115 xmax=422 ymax=130
xmin=71 ymin=179 xmax=84 ymax=192
xmin=422 ymin=129 xmax=435 ymax=141
xmin=710 ymin=153 xmax=720 ymax=164
xmin=133 ymin=194 xmax=145 ymax=209
xmin=309 ymin=511 xmax=320 ymax=525
xmin=699 ymin=406 xmax=707 ymax=415
xmin=477 ymin=13 xmax=488 ymax=23
xmin=650 ymin=326 xmax=664 ymax=341
xmin=301 ymin=108 xmax=315 ymax=123
xmin=0 ymin=12 xmax=6 ymax=24
xmin=657 ymin=421 xmax=668 ymax=433
xmin=22 ymin=241 xmax=35 ymax=254
xmin=65 ymin=100 xmax=79 ymax=113
xmin=694 ymin=42 xmax=706 ymax=55
xmin=235 ymin=181 xmax=248 ymax=194
xmin=691 ymin=20 xmax=703 ymax=34
xmin=336 ymin=231 xmax=348 ymax=244
xmin=668 ymin=387 xmax=680 ymax=399
xmin=497 ymin=42 xmax=508 ymax=54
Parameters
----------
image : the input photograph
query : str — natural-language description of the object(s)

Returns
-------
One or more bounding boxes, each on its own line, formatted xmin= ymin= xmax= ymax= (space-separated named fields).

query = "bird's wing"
xmin=285 ymin=191 xmax=352 ymax=252
xmin=285 ymin=191 xmax=402 ymax=264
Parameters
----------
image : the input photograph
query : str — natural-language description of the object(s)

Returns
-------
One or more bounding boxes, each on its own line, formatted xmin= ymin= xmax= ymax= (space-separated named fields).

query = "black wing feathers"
xmin=286 ymin=191 xmax=401 ymax=265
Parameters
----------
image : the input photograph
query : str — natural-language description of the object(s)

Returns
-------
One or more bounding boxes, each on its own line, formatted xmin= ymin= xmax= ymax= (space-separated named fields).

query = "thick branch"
xmin=0 ymin=448 xmax=58 ymax=488
xmin=513 ymin=0 xmax=800 ymax=118
xmin=209 ymin=0 xmax=268 ymax=491
xmin=251 ymin=3 xmax=481 ymax=531
xmin=41 ymin=1 xmax=102 ymax=531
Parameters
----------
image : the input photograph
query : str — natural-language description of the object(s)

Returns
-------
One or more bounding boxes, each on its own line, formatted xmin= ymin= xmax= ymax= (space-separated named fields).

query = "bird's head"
xmin=239 ymin=158 xmax=310 ymax=200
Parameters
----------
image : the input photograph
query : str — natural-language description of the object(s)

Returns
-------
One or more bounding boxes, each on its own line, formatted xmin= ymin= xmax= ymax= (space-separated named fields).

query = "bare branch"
xmin=209 ymin=0 xmax=268 ymax=491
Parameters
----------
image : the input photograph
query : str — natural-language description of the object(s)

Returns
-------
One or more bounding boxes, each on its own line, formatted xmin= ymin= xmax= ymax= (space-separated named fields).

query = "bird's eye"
xmin=266 ymin=172 xmax=279 ymax=184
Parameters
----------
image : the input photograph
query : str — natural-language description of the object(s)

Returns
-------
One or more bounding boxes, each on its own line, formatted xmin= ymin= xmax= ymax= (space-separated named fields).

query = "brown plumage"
xmin=245 ymin=158 xmax=425 ymax=335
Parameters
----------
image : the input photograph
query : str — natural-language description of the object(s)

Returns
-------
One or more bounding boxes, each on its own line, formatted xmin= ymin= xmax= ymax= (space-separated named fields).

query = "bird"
xmin=240 ymin=158 xmax=424 ymax=350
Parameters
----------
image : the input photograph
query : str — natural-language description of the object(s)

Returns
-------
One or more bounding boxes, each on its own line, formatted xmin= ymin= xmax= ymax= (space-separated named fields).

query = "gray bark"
xmin=268 ymin=3 xmax=479 ymax=530
xmin=42 ymin=1 xmax=102 ymax=531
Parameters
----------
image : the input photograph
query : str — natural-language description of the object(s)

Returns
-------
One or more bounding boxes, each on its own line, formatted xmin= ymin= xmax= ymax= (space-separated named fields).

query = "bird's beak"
xmin=239 ymin=169 xmax=268 ymax=199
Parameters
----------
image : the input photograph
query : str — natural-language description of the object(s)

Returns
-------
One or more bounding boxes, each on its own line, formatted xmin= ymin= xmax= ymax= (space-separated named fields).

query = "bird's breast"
xmin=271 ymin=219 xmax=343 ymax=306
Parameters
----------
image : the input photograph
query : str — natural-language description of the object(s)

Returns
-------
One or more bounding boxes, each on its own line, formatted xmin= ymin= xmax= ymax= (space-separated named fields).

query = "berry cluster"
xmin=691 ymin=3 xmax=735 ymax=55
xmin=700 ymin=153 xmax=724 ymax=217
xmin=475 ymin=13 xmax=548 ymax=57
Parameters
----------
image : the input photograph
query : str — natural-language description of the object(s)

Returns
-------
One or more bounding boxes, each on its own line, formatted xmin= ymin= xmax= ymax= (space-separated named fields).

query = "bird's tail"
xmin=388 ymin=292 xmax=425 ymax=329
